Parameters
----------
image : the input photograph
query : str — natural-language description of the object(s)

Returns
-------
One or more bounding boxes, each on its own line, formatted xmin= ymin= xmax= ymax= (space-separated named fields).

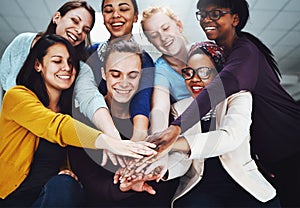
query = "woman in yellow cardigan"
xmin=0 ymin=34 xmax=156 ymax=207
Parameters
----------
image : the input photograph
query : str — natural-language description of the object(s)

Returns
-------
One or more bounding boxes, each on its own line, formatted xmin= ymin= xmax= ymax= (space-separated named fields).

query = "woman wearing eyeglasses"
xmin=140 ymin=6 xmax=191 ymax=134
xmin=146 ymin=0 xmax=300 ymax=207
xmin=167 ymin=41 xmax=279 ymax=207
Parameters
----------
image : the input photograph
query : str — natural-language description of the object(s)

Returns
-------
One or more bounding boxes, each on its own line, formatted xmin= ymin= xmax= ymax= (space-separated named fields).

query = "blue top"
xmin=154 ymin=57 xmax=191 ymax=104
xmin=172 ymin=36 xmax=300 ymax=164
xmin=0 ymin=33 xmax=36 ymax=91
xmin=87 ymin=40 xmax=154 ymax=119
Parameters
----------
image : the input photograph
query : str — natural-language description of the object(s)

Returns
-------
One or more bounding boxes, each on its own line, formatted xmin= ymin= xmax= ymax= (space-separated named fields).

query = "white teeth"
xmin=67 ymin=32 xmax=77 ymax=41
xmin=115 ymin=89 xmax=130 ymax=94
xmin=192 ymin=86 xmax=202 ymax=90
xmin=57 ymin=75 xmax=71 ymax=79
xmin=205 ymin=26 xmax=216 ymax=31
xmin=112 ymin=22 xmax=123 ymax=26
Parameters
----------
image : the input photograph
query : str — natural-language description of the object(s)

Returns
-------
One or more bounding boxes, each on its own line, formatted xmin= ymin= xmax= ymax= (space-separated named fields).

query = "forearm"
xmin=171 ymin=136 xmax=190 ymax=154
xmin=150 ymin=108 xmax=169 ymax=134
xmin=131 ymin=114 xmax=149 ymax=142
xmin=75 ymin=62 xmax=108 ymax=121
xmin=150 ymin=87 xmax=170 ymax=134
xmin=92 ymin=107 xmax=121 ymax=139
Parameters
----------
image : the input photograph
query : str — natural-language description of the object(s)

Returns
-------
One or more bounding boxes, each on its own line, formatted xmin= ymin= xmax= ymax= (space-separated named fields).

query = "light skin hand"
xmin=96 ymin=134 xmax=157 ymax=158
xmin=101 ymin=150 xmax=126 ymax=167
xmin=119 ymin=173 xmax=158 ymax=195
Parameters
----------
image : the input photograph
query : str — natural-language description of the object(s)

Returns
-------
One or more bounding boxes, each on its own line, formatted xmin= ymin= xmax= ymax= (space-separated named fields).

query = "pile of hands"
xmin=112 ymin=128 xmax=180 ymax=194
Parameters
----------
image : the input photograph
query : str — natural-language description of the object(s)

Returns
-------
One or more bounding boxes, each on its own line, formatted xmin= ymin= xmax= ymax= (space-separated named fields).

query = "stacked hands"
xmin=112 ymin=126 xmax=181 ymax=194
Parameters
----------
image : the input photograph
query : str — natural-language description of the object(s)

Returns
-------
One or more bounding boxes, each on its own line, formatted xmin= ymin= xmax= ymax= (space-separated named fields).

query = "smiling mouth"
xmin=191 ymin=86 xmax=203 ymax=91
xmin=204 ymin=26 xmax=216 ymax=32
xmin=115 ymin=89 xmax=131 ymax=94
xmin=111 ymin=22 xmax=124 ymax=27
xmin=57 ymin=75 xmax=71 ymax=80
xmin=66 ymin=32 xmax=78 ymax=42
xmin=163 ymin=39 xmax=173 ymax=47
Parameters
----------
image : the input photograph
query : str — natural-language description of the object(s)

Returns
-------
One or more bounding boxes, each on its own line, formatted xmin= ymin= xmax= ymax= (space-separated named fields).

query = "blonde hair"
xmin=141 ymin=6 xmax=188 ymax=43
xmin=141 ymin=6 xmax=180 ymax=31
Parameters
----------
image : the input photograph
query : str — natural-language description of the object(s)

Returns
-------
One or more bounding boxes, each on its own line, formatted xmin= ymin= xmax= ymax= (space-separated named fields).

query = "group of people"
xmin=0 ymin=0 xmax=299 ymax=207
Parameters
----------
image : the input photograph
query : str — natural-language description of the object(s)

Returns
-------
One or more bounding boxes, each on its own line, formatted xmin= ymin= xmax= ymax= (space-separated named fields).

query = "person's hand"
xmin=115 ymin=150 xmax=169 ymax=186
xmin=101 ymin=150 xmax=126 ymax=167
xmin=146 ymin=125 xmax=181 ymax=153
xmin=142 ymin=154 xmax=168 ymax=182
xmin=58 ymin=169 xmax=78 ymax=181
xmin=96 ymin=134 xmax=157 ymax=159
xmin=119 ymin=172 xmax=158 ymax=195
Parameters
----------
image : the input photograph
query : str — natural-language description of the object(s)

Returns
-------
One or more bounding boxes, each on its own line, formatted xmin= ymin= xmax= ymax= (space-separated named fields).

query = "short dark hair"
xmin=16 ymin=34 xmax=79 ymax=115
xmin=196 ymin=0 xmax=249 ymax=32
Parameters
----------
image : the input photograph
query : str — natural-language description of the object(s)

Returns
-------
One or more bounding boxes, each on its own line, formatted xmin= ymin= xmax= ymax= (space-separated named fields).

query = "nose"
xmin=61 ymin=61 xmax=71 ymax=72
xmin=118 ymin=76 xmax=130 ymax=87
xmin=202 ymin=15 xmax=212 ymax=23
xmin=159 ymin=31 xmax=168 ymax=42
xmin=192 ymin=74 xmax=204 ymax=85
xmin=112 ymin=10 xmax=121 ymax=18
xmin=75 ymin=26 xmax=82 ymax=34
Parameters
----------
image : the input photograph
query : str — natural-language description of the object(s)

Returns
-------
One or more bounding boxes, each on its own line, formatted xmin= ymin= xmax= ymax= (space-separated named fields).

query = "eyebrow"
xmin=108 ymin=69 xmax=140 ymax=73
xmin=103 ymin=2 xmax=130 ymax=8
xmin=51 ymin=55 xmax=63 ymax=58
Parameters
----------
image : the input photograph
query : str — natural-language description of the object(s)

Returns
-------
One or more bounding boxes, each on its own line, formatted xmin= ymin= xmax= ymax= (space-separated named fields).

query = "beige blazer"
xmin=167 ymin=91 xmax=276 ymax=207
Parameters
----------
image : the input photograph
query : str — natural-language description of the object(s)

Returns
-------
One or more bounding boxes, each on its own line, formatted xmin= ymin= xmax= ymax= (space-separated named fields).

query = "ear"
xmin=34 ymin=59 xmax=42 ymax=72
xmin=52 ymin=12 xmax=61 ymax=24
xmin=232 ymin=14 xmax=240 ymax=27
xmin=176 ymin=20 xmax=183 ymax=33
xmin=133 ymin=12 xmax=138 ymax=23
xmin=101 ymin=67 xmax=106 ymax=81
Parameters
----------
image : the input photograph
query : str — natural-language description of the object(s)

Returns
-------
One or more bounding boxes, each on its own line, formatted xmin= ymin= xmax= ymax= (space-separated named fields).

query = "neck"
xmin=162 ymin=47 xmax=188 ymax=74
xmin=48 ymin=90 xmax=61 ymax=113
xmin=105 ymin=95 xmax=130 ymax=119
xmin=110 ymin=33 xmax=132 ymax=42
xmin=216 ymin=31 xmax=238 ymax=52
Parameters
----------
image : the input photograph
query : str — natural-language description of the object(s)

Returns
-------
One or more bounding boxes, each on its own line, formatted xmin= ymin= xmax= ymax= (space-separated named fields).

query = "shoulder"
xmin=13 ymin=32 xmax=36 ymax=43
xmin=87 ymin=41 xmax=108 ymax=54
xmin=3 ymin=86 xmax=37 ymax=106
xmin=225 ymin=90 xmax=252 ymax=108
xmin=141 ymin=50 xmax=154 ymax=67
xmin=155 ymin=57 xmax=169 ymax=68
xmin=5 ymin=85 xmax=36 ymax=98
xmin=233 ymin=36 xmax=259 ymax=54
xmin=87 ymin=43 xmax=100 ymax=53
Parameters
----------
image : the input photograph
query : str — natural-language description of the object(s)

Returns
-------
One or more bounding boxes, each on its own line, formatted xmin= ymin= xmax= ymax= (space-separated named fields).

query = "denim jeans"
xmin=31 ymin=174 xmax=84 ymax=207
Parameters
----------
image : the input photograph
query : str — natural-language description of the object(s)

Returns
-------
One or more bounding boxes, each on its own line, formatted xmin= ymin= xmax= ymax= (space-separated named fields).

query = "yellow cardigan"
xmin=0 ymin=86 xmax=101 ymax=199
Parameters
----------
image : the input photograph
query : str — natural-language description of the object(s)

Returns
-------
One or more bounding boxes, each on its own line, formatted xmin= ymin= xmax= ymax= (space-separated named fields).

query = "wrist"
xmin=95 ymin=134 xmax=108 ymax=150
xmin=170 ymin=125 xmax=181 ymax=134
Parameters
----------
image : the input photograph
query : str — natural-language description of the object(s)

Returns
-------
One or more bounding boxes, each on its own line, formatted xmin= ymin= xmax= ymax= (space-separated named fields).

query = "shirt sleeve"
xmin=74 ymin=61 xmax=108 ymax=121
xmin=129 ymin=51 xmax=154 ymax=119
xmin=4 ymin=86 xmax=101 ymax=149
xmin=172 ymin=39 xmax=259 ymax=133
xmin=0 ymin=33 xmax=34 ymax=91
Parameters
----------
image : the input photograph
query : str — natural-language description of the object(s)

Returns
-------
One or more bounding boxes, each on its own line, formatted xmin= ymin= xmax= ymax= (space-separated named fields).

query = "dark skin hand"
xmin=146 ymin=125 xmax=181 ymax=153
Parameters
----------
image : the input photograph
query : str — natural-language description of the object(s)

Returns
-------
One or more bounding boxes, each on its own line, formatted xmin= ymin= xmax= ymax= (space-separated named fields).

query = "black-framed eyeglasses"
xmin=182 ymin=67 xmax=214 ymax=80
xmin=196 ymin=9 xmax=233 ymax=21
